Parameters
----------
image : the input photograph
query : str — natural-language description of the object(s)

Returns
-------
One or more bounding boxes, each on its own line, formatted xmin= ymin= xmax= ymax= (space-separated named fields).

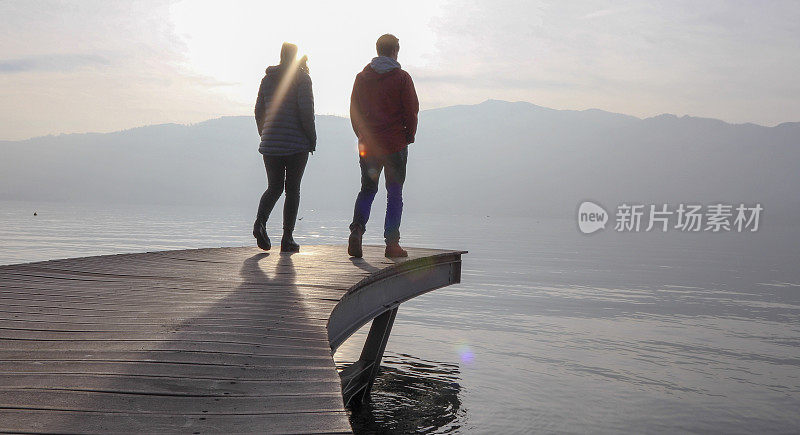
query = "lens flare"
xmin=262 ymin=55 xmax=302 ymax=136
xmin=455 ymin=341 xmax=475 ymax=365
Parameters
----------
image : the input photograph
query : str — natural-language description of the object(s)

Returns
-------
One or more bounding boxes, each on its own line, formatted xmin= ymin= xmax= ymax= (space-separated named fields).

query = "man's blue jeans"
xmin=350 ymin=147 xmax=408 ymax=244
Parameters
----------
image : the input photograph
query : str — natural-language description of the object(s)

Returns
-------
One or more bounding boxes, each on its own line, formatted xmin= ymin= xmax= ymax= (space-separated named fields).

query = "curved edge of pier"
xmin=329 ymin=250 xmax=465 ymax=405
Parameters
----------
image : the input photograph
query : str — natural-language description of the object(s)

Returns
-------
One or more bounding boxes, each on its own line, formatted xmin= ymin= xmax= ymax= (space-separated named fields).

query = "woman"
xmin=253 ymin=43 xmax=316 ymax=252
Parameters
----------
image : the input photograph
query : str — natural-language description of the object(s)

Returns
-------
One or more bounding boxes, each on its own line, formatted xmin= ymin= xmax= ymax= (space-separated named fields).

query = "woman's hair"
xmin=298 ymin=55 xmax=309 ymax=74
xmin=280 ymin=42 xmax=298 ymax=65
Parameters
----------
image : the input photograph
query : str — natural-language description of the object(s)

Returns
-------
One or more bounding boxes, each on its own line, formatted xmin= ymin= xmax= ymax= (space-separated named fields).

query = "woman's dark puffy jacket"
xmin=255 ymin=64 xmax=316 ymax=155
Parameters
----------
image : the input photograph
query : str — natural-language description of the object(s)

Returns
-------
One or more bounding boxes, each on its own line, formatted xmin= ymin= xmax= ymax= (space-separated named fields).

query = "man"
xmin=348 ymin=34 xmax=419 ymax=258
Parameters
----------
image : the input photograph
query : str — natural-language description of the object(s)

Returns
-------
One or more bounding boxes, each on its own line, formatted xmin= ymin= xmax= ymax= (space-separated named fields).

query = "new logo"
xmin=577 ymin=201 xmax=608 ymax=234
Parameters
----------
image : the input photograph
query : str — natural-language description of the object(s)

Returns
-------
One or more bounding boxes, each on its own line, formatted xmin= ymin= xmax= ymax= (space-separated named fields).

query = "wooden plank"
xmin=0 ymin=350 xmax=333 ymax=366
xmin=0 ymin=390 xmax=346 ymax=413
xmin=0 ymin=375 xmax=342 ymax=396
xmin=0 ymin=339 xmax=333 ymax=356
xmin=0 ymin=410 xmax=353 ymax=434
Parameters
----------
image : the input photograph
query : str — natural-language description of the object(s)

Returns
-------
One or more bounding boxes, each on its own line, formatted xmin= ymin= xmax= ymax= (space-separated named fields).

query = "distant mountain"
xmin=1 ymin=100 xmax=798 ymax=221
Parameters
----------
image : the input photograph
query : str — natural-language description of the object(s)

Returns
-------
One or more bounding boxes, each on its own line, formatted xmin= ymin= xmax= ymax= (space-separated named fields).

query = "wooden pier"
xmin=0 ymin=245 xmax=464 ymax=433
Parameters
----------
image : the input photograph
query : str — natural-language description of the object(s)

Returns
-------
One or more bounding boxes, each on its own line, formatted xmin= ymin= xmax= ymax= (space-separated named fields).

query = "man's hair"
xmin=376 ymin=34 xmax=400 ymax=57
xmin=280 ymin=42 xmax=298 ymax=65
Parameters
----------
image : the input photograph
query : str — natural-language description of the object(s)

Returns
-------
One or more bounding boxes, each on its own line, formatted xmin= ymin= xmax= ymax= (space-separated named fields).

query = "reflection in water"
xmin=339 ymin=353 xmax=465 ymax=434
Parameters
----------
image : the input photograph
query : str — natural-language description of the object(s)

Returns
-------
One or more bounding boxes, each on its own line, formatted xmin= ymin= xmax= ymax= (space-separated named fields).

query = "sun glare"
xmin=169 ymin=0 xmax=444 ymax=116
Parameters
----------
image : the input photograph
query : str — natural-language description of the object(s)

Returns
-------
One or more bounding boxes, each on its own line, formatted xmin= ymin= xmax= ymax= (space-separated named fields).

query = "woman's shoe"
xmin=281 ymin=232 xmax=300 ymax=253
xmin=253 ymin=222 xmax=271 ymax=251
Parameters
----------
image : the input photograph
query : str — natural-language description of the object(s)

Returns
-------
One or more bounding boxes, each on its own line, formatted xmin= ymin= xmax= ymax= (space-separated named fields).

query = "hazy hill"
xmin=1 ymin=100 xmax=798 ymax=220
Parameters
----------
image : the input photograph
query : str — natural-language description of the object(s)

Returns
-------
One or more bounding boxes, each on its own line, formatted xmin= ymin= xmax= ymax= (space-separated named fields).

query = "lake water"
xmin=1 ymin=199 xmax=799 ymax=433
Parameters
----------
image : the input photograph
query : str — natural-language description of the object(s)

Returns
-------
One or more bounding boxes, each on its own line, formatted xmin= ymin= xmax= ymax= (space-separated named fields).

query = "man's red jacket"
xmin=350 ymin=63 xmax=419 ymax=156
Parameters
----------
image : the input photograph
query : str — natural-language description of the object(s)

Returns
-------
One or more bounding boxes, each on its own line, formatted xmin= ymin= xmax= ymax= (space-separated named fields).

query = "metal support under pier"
xmin=339 ymin=307 xmax=399 ymax=405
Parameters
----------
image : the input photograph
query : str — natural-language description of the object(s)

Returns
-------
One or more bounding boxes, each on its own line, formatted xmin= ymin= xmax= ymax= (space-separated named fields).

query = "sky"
xmin=1 ymin=0 xmax=799 ymax=140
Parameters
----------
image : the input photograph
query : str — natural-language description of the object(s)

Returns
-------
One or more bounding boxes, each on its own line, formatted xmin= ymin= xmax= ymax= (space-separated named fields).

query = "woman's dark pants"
xmin=350 ymin=147 xmax=407 ymax=244
xmin=255 ymin=152 xmax=309 ymax=232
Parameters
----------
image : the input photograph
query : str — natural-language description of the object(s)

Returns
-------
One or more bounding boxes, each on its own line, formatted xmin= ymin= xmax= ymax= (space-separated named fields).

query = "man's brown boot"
xmin=348 ymin=225 xmax=364 ymax=258
xmin=385 ymin=242 xmax=408 ymax=258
